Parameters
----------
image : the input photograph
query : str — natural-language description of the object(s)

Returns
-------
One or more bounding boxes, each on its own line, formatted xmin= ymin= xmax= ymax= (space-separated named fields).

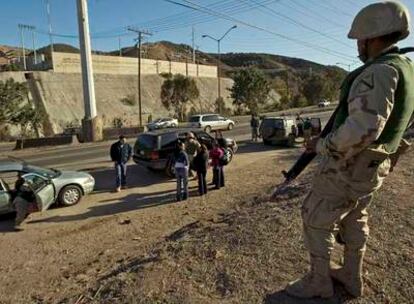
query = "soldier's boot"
xmin=330 ymin=250 xmax=364 ymax=297
xmin=286 ymin=256 xmax=334 ymax=298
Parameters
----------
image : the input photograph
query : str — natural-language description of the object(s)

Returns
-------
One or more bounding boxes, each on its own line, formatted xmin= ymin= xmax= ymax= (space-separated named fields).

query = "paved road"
xmin=0 ymin=111 xmax=332 ymax=172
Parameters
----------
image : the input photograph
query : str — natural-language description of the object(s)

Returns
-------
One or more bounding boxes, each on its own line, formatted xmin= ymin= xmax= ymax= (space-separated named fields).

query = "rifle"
xmin=280 ymin=108 xmax=338 ymax=183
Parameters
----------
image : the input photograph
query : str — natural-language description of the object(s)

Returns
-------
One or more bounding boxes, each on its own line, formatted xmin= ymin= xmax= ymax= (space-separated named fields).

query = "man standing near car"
xmin=250 ymin=114 xmax=260 ymax=142
xmin=110 ymin=135 xmax=132 ymax=192
xmin=185 ymin=132 xmax=201 ymax=177
xmin=286 ymin=2 xmax=414 ymax=299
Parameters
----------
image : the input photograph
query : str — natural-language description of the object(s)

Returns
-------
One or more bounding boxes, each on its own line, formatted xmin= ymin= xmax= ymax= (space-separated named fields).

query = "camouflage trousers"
xmin=301 ymin=150 xmax=391 ymax=260
xmin=14 ymin=196 xmax=30 ymax=227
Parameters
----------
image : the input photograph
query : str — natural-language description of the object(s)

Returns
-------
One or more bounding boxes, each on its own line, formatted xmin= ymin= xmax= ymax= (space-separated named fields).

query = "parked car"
xmin=133 ymin=128 xmax=238 ymax=177
xmin=188 ymin=114 xmax=235 ymax=132
xmin=260 ymin=116 xmax=321 ymax=147
xmin=318 ymin=99 xmax=331 ymax=107
xmin=0 ymin=160 xmax=95 ymax=215
xmin=147 ymin=117 xmax=178 ymax=130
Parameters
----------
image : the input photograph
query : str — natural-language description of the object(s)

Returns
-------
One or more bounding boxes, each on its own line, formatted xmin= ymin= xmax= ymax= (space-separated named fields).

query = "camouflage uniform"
xmin=286 ymin=1 xmax=413 ymax=299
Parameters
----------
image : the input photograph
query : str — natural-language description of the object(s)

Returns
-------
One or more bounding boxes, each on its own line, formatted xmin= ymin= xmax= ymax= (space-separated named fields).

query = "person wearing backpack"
xmin=193 ymin=144 xmax=209 ymax=196
xmin=174 ymin=141 xmax=190 ymax=201
xmin=209 ymin=141 xmax=225 ymax=189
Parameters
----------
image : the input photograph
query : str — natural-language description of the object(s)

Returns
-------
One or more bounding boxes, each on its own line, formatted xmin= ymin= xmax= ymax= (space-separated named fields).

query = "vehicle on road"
xmin=147 ymin=117 xmax=178 ymax=130
xmin=260 ymin=116 xmax=321 ymax=147
xmin=133 ymin=128 xmax=238 ymax=177
xmin=188 ymin=114 xmax=235 ymax=132
xmin=0 ymin=160 xmax=95 ymax=215
xmin=318 ymin=99 xmax=331 ymax=107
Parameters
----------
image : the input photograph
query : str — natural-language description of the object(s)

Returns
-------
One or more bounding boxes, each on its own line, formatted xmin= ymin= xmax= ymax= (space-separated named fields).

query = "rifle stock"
xmin=281 ymin=108 xmax=338 ymax=182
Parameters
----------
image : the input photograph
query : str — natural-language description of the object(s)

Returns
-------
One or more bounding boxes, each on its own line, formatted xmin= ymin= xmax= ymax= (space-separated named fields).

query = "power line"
xmin=308 ymin=0 xmax=353 ymax=17
xmin=242 ymin=0 xmax=353 ymax=49
xmin=163 ymin=0 xmax=356 ymax=61
xmin=287 ymin=0 xmax=345 ymax=28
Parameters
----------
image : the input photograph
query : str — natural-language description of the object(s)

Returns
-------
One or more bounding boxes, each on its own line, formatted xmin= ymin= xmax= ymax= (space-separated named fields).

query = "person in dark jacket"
xmin=193 ymin=144 xmax=209 ymax=196
xmin=110 ymin=135 xmax=132 ymax=192
xmin=13 ymin=173 xmax=36 ymax=229
xmin=174 ymin=141 xmax=189 ymax=201
xmin=250 ymin=114 xmax=260 ymax=142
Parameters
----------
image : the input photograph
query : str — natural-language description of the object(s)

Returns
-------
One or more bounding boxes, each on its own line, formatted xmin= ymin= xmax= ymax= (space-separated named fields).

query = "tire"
xmin=59 ymin=185 xmax=83 ymax=207
xmin=226 ymin=148 xmax=234 ymax=164
xmin=204 ymin=126 xmax=212 ymax=133
xmin=227 ymin=123 xmax=234 ymax=130
xmin=165 ymin=157 xmax=175 ymax=178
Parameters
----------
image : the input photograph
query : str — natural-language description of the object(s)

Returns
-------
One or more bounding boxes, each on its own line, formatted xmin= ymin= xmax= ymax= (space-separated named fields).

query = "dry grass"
xmin=58 ymin=151 xmax=414 ymax=304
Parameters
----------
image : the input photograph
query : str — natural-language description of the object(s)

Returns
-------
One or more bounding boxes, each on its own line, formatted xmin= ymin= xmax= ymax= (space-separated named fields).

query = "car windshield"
xmin=189 ymin=116 xmax=200 ymax=122
xmin=153 ymin=118 xmax=162 ymax=123
xmin=24 ymin=165 xmax=60 ymax=178
xmin=263 ymin=119 xmax=284 ymax=128
xmin=137 ymin=134 xmax=157 ymax=150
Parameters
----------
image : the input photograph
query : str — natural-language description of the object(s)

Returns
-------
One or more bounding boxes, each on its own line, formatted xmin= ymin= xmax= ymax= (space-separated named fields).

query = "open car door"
xmin=310 ymin=118 xmax=322 ymax=136
xmin=21 ymin=173 xmax=56 ymax=212
xmin=0 ymin=179 xmax=12 ymax=214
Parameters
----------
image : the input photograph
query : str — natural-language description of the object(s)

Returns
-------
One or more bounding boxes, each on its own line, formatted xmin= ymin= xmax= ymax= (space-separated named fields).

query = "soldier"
xmin=286 ymin=1 xmax=413 ymax=299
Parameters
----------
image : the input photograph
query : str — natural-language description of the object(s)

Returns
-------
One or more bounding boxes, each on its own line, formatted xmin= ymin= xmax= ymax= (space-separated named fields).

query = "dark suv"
xmin=133 ymin=128 xmax=238 ymax=176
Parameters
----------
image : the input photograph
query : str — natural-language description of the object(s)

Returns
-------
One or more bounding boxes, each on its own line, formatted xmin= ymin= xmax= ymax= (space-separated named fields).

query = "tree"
xmin=230 ymin=68 xmax=270 ymax=114
xmin=160 ymin=74 xmax=200 ymax=122
xmin=302 ymin=74 xmax=329 ymax=104
xmin=0 ymin=78 xmax=43 ymax=138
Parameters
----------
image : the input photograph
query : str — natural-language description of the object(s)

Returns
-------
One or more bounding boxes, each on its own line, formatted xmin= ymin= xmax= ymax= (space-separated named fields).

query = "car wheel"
xmin=165 ymin=157 xmax=175 ymax=178
xmin=204 ymin=126 xmax=212 ymax=133
xmin=59 ymin=185 xmax=83 ymax=207
xmin=226 ymin=148 xmax=234 ymax=163
xmin=227 ymin=123 xmax=234 ymax=130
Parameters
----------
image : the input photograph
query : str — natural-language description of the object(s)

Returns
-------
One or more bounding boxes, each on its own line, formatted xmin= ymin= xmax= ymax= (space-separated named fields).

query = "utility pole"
xmin=45 ymin=0 xmax=54 ymax=67
xmin=202 ymin=25 xmax=237 ymax=109
xmin=76 ymin=0 xmax=101 ymax=142
xmin=118 ymin=36 xmax=122 ymax=56
xmin=32 ymin=29 xmax=37 ymax=65
xmin=127 ymin=27 xmax=152 ymax=127
xmin=18 ymin=24 xmax=26 ymax=70
xmin=192 ymin=26 xmax=195 ymax=63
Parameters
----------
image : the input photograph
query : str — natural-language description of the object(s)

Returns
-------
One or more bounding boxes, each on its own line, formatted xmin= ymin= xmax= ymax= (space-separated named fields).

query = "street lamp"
xmin=202 ymin=25 xmax=237 ymax=107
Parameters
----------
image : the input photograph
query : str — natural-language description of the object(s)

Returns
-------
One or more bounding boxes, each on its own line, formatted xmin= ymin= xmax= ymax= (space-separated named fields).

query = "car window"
xmin=262 ymin=119 xmax=284 ymax=128
xmin=218 ymin=116 xmax=226 ymax=121
xmin=22 ymin=174 xmax=48 ymax=192
xmin=203 ymin=115 xmax=219 ymax=122
xmin=137 ymin=134 xmax=157 ymax=150
xmin=189 ymin=116 xmax=200 ymax=123
xmin=160 ymin=133 xmax=178 ymax=149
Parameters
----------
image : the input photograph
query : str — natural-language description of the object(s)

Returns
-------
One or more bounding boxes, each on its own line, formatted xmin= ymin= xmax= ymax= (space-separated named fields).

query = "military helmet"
xmin=348 ymin=1 xmax=411 ymax=40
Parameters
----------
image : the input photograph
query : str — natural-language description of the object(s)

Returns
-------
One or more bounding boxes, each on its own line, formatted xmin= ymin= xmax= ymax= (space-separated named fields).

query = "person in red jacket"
xmin=209 ymin=141 xmax=225 ymax=189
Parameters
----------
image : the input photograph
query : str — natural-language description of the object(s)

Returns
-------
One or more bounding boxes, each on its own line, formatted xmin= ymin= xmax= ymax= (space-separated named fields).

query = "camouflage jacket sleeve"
xmin=316 ymin=63 xmax=399 ymax=160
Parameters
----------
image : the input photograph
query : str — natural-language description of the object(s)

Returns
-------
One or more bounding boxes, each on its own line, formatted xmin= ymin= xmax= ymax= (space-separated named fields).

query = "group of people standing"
xmin=174 ymin=132 xmax=225 ymax=201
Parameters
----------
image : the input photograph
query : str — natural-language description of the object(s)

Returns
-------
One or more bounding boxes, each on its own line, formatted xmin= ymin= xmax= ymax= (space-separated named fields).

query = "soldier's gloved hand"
xmin=305 ymin=136 xmax=319 ymax=153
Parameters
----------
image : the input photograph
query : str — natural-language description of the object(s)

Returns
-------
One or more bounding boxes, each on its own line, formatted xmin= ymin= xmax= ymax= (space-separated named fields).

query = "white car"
xmin=147 ymin=118 xmax=178 ymax=130
xmin=318 ymin=100 xmax=331 ymax=107
xmin=188 ymin=114 xmax=235 ymax=132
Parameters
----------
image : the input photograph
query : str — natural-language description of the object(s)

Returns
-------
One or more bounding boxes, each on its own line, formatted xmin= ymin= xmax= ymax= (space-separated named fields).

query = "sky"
xmin=1 ymin=0 xmax=413 ymax=67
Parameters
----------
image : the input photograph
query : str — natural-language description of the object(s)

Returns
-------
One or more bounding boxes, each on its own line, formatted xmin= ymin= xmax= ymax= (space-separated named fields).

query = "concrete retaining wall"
xmin=52 ymin=52 xmax=217 ymax=77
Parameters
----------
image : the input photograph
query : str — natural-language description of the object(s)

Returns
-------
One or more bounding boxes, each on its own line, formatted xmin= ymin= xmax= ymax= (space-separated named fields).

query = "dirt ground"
xmin=0 ymin=142 xmax=413 ymax=304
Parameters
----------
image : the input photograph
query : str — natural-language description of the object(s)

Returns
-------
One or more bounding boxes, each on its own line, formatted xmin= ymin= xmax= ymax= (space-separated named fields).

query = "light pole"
xmin=202 ymin=25 xmax=237 ymax=107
